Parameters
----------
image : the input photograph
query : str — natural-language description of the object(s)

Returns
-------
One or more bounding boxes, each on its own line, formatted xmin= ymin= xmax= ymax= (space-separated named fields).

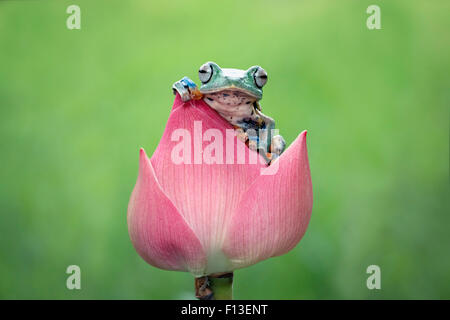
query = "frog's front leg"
xmin=255 ymin=109 xmax=286 ymax=162
xmin=254 ymin=109 xmax=275 ymax=153
xmin=172 ymin=76 xmax=203 ymax=102
xmin=270 ymin=134 xmax=286 ymax=162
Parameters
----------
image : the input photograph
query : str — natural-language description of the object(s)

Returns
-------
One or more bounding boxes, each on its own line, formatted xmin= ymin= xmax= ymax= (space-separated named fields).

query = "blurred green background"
xmin=0 ymin=0 xmax=448 ymax=299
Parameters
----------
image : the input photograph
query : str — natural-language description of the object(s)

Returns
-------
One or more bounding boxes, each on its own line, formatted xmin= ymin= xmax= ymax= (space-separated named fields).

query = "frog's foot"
xmin=235 ymin=127 xmax=248 ymax=144
xmin=269 ymin=135 xmax=286 ymax=162
xmin=247 ymin=137 xmax=258 ymax=152
xmin=245 ymin=136 xmax=271 ymax=164
xmin=234 ymin=128 xmax=273 ymax=164
xmin=172 ymin=76 xmax=203 ymax=102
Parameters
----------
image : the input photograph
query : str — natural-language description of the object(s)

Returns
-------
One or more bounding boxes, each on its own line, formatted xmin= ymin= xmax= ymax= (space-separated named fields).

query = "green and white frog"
xmin=172 ymin=61 xmax=285 ymax=163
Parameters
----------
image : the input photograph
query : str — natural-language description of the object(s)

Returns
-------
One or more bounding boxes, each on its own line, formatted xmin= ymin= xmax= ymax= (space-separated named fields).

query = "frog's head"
xmin=198 ymin=61 xmax=267 ymax=103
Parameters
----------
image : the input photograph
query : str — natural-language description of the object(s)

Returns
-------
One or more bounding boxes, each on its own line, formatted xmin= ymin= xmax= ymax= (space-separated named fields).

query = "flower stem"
xmin=195 ymin=272 xmax=233 ymax=300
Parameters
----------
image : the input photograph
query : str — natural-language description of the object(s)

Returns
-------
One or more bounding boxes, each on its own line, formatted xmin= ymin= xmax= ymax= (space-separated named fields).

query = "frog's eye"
xmin=254 ymin=67 xmax=268 ymax=88
xmin=198 ymin=62 xmax=213 ymax=84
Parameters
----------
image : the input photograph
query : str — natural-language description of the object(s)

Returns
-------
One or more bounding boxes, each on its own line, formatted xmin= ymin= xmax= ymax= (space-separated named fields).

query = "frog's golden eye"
xmin=198 ymin=62 xmax=213 ymax=84
xmin=254 ymin=67 xmax=268 ymax=88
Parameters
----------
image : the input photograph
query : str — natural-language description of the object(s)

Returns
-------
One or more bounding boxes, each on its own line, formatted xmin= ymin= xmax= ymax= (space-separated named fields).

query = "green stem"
xmin=209 ymin=273 xmax=233 ymax=300
xmin=195 ymin=272 xmax=233 ymax=300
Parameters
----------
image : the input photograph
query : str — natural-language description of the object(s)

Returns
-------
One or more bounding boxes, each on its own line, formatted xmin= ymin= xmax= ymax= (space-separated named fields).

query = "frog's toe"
xmin=248 ymin=137 xmax=258 ymax=151
xmin=270 ymin=135 xmax=286 ymax=155
xmin=172 ymin=77 xmax=202 ymax=102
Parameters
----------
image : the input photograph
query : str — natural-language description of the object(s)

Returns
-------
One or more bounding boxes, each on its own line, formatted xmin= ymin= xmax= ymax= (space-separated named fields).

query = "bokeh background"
xmin=0 ymin=0 xmax=448 ymax=299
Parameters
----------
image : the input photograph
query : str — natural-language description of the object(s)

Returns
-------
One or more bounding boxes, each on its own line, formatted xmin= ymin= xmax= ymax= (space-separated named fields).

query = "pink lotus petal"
xmin=171 ymin=93 xmax=185 ymax=112
xmin=150 ymin=97 xmax=267 ymax=274
xmin=127 ymin=148 xmax=207 ymax=275
xmin=222 ymin=131 xmax=313 ymax=270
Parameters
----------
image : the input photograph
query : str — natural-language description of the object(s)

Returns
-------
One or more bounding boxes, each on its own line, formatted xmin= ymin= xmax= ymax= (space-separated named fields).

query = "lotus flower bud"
xmin=127 ymin=94 xmax=313 ymax=277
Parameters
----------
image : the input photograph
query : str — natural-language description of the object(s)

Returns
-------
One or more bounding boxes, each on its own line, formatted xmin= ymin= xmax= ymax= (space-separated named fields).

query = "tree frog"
xmin=172 ymin=61 xmax=286 ymax=163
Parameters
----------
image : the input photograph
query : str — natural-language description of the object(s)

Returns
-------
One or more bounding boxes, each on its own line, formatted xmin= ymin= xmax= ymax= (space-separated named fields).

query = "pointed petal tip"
xmin=223 ymin=129 xmax=312 ymax=270
xmin=129 ymin=147 xmax=207 ymax=274
xmin=138 ymin=148 xmax=150 ymax=173
xmin=297 ymin=130 xmax=307 ymax=144
xmin=291 ymin=130 xmax=308 ymax=156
